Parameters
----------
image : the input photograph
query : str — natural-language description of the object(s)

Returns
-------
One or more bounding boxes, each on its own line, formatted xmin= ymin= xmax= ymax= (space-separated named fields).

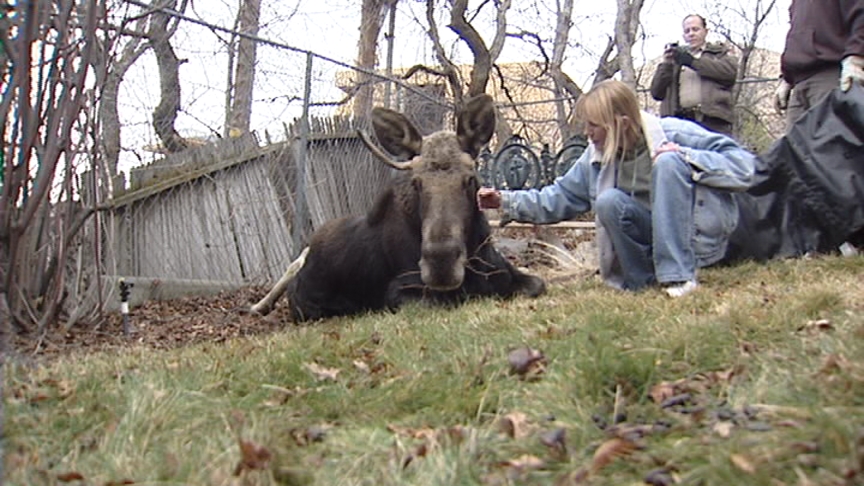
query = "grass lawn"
xmin=4 ymin=255 xmax=864 ymax=485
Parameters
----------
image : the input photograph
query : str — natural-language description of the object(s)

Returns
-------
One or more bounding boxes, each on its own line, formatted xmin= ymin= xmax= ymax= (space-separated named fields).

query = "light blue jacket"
xmin=499 ymin=113 xmax=756 ymax=288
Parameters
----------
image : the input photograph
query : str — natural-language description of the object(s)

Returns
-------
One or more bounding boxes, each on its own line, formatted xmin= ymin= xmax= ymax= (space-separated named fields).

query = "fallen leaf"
xmin=401 ymin=442 xmax=430 ymax=469
xmin=303 ymin=362 xmax=340 ymax=381
xmin=507 ymin=346 xmax=546 ymax=379
xmin=730 ymin=453 xmax=755 ymax=473
xmin=57 ymin=472 xmax=85 ymax=482
xmin=352 ymin=359 xmax=370 ymax=373
xmin=649 ymin=381 xmax=680 ymax=404
xmin=703 ymin=366 xmax=744 ymax=386
xmin=500 ymin=454 xmax=545 ymax=470
xmin=290 ymin=425 xmax=328 ymax=446
xmin=797 ymin=319 xmax=833 ymax=334
xmin=540 ymin=427 xmax=568 ymax=458
xmin=590 ymin=437 xmax=637 ymax=473
xmin=660 ymin=393 xmax=692 ymax=409
xmin=644 ymin=467 xmax=676 ymax=486
xmin=739 ymin=341 xmax=759 ymax=354
xmin=443 ymin=425 xmax=468 ymax=445
xmin=234 ymin=439 xmax=272 ymax=476
xmin=713 ymin=421 xmax=733 ymax=438
xmin=498 ymin=412 xmax=530 ymax=439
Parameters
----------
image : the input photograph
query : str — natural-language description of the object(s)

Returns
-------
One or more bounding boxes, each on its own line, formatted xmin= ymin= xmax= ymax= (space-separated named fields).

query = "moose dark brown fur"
xmin=252 ymin=94 xmax=545 ymax=322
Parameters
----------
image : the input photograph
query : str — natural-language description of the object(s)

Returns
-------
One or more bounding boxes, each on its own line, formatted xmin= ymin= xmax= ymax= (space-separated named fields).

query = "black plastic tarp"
xmin=724 ymin=84 xmax=864 ymax=263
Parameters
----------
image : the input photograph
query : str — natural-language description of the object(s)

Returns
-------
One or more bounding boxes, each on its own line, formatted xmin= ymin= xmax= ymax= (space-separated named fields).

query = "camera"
xmin=665 ymin=42 xmax=679 ymax=51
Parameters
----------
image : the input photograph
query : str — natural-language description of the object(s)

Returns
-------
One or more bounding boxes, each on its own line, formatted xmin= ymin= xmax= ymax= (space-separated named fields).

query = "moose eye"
xmin=412 ymin=177 xmax=423 ymax=192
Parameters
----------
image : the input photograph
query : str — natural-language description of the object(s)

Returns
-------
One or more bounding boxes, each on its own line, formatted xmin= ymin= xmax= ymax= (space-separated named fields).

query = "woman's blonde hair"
xmin=575 ymin=80 xmax=644 ymax=165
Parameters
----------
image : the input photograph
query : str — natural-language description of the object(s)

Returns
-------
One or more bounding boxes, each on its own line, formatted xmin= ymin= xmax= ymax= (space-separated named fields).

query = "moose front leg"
xmin=384 ymin=270 xmax=469 ymax=310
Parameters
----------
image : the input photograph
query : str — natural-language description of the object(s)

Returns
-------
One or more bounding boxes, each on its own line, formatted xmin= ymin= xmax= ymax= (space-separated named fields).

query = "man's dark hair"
xmin=683 ymin=14 xmax=707 ymax=28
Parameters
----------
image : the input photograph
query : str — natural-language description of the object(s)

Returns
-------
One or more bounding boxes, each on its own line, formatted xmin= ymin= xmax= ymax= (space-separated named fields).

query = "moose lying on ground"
xmin=251 ymin=94 xmax=546 ymax=322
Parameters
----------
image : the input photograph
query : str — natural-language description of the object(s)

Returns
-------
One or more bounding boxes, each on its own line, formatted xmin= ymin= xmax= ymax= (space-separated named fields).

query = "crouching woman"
xmin=477 ymin=80 xmax=755 ymax=297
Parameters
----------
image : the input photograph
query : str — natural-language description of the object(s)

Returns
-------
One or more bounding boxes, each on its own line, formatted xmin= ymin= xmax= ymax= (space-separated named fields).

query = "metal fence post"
xmin=291 ymin=52 xmax=314 ymax=255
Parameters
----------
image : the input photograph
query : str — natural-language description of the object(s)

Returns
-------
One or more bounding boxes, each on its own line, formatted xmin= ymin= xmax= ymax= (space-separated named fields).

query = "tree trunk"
xmin=97 ymin=28 xmax=148 ymax=177
xmin=227 ymin=0 xmax=260 ymax=137
xmin=355 ymin=0 xmax=395 ymax=118
xmin=448 ymin=0 xmax=493 ymax=98
xmin=614 ymin=0 xmax=644 ymax=88
xmin=425 ymin=0 xmax=464 ymax=105
xmin=150 ymin=0 xmax=187 ymax=153
xmin=550 ymin=0 xmax=581 ymax=139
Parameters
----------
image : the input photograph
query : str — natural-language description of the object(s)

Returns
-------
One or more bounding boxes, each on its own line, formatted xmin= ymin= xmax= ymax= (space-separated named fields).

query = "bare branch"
xmin=448 ymin=0 xmax=492 ymax=97
xmin=507 ymin=30 xmax=550 ymax=71
xmin=487 ymin=0 xmax=510 ymax=61
xmin=593 ymin=35 xmax=618 ymax=84
xmin=425 ymin=0 xmax=464 ymax=104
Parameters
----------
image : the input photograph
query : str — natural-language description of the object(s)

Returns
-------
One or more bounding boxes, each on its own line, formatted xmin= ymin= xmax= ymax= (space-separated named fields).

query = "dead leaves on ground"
xmin=507 ymin=345 xmax=547 ymax=380
xmin=387 ymin=424 xmax=470 ymax=469
xmin=589 ymin=436 xmax=640 ymax=473
xmin=7 ymin=375 xmax=76 ymax=405
xmin=233 ymin=438 xmax=273 ymax=476
xmin=302 ymin=362 xmax=341 ymax=381
xmin=648 ymin=366 xmax=744 ymax=405
xmin=55 ymin=471 xmax=134 ymax=485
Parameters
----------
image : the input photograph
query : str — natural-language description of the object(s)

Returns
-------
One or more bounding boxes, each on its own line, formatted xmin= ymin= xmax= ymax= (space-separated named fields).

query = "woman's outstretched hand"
xmin=477 ymin=187 xmax=502 ymax=209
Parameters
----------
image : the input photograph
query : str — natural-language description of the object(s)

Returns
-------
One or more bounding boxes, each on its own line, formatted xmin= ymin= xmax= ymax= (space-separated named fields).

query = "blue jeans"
xmin=595 ymin=152 xmax=695 ymax=290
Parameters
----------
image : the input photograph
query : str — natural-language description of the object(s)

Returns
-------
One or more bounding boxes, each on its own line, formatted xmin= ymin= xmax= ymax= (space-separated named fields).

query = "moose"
xmin=251 ymin=94 xmax=546 ymax=322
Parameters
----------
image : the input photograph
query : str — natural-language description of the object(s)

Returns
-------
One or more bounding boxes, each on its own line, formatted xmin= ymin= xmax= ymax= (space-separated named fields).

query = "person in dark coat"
xmin=774 ymin=0 xmax=864 ymax=130
xmin=650 ymin=14 xmax=738 ymax=136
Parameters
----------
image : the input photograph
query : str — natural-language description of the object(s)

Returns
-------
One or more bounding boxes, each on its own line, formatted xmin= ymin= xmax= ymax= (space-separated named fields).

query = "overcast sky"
xmin=116 ymin=0 xmax=791 ymax=171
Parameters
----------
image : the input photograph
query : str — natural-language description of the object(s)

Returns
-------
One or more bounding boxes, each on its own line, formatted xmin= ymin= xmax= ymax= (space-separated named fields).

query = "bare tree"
xmin=1 ymin=0 xmax=103 ymax=345
xmin=408 ymin=0 xmax=513 ymax=143
xmin=613 ymin=0 xmax=645 ymax=87
xmin=701 ymin=0 xmax=780 ymax=146
xmin=150 ymin=0 xmax=189 ymax=153
xmin=90 ymin=2 xmax=153 ymax=179
xmin=593 ymin=0 xmax=645 ymax=86
xmin=417 ymin=0 xmax=510 ymax=105
xmin=355 ymin=0 xmax=397 ymax=118
xmin=706 ymin=0 xmax=779 ymax=95
xmin=225 ymin=0 xmax=261 ymax=137
xmin=549 ymin=0 xmax=583 ymax=139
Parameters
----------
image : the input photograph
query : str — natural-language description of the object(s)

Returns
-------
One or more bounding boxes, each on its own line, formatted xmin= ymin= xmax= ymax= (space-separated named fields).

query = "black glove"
xmin=674 ymin=47 xmax=694 ymax=67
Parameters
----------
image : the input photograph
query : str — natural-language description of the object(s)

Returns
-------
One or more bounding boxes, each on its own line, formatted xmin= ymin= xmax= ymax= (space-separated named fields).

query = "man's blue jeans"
xmin=595 ymin=152 xmax=695 ymax=290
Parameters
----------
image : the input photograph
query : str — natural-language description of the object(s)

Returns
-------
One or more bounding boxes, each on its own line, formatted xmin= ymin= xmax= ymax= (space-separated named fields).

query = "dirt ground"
xmin=10 ymin=227 xmax=596 ymax=361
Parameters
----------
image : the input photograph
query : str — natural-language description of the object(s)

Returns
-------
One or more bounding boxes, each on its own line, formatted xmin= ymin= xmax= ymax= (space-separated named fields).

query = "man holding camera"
xmin=650 ymin=14 xmax=738 ymax=136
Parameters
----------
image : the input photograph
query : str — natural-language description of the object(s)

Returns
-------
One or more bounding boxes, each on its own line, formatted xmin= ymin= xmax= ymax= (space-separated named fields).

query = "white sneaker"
xmin=839 ymin=242 xmax=859 ymax=257
xmin=664 ymin=280 xmax=698 ymax=298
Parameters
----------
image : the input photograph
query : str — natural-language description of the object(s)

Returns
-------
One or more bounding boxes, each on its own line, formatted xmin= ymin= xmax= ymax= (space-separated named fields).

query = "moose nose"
xmin=419 ymin=240 xmax=467 ymax=290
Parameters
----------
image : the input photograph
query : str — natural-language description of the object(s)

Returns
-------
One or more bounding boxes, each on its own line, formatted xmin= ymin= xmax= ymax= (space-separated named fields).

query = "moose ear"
xmin=371 ymin=107 xmax=423 ymax=159
xmin=456 ymin=94 xmax=496 ymax=159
